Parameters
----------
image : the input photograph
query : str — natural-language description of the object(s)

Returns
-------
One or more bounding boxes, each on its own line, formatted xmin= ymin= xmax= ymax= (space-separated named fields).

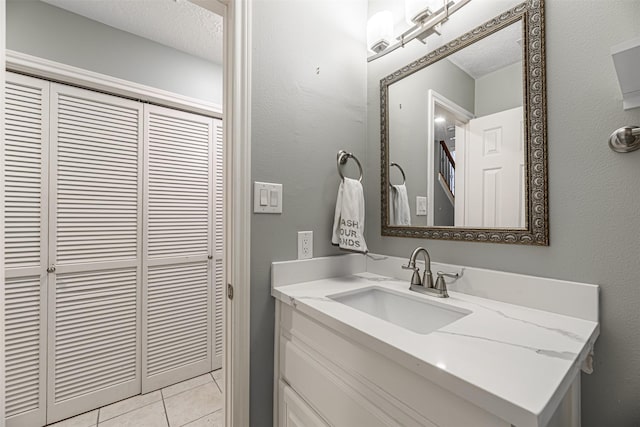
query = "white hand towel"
xmin=332 ymin=178 xmax=368 ymax=253
xmin=390 ymin=184 xmax=411 ymax=226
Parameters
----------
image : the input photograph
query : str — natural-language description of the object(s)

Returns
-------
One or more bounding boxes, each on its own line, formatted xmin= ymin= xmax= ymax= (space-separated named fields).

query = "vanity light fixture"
xmin=367 ymin=0 xmax=472 ymax=63
xmin=434 ymin=116 xmax=446 ymax=123
xmin=406 ymin=0 xmax=444 ymax=26
xmin=367 ymin=11 xmax=394 ymax=54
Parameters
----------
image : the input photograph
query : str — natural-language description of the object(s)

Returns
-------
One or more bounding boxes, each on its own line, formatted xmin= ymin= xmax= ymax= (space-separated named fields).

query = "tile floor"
xmin=48 ymin=370 xmax=224 ymax=427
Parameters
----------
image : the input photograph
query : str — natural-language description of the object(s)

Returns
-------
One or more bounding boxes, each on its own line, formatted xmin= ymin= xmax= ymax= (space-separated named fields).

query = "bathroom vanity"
xmin=271 ymin=254 xmax=599 ymax=427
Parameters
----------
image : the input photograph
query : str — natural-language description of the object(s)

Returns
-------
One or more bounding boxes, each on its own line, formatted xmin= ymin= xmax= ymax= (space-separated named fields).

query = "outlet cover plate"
xmin=297 ymin=231 xmax=313 ymax=260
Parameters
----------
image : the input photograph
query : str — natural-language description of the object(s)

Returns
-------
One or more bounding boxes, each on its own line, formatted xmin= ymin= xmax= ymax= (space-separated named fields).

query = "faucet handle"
xmin=436 ymin=271 xmax=459 ymax=279
xmin=402 ymin=263 xmax=422 ymax=286
xmin=434 ymin=272 xmax=450 ymax=297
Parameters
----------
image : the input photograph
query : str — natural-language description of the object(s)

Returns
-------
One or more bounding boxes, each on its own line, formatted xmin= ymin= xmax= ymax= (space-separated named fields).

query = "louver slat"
xmin=4 ymin=74 xmax=48 ymax=427
xmin=146 ymin=262 xmax=209 ymax=375
xmin=214 ymin=260 xmax=224 ymax=362
xmin=5 ymin=276 xmax=43 ymax=419
xmin=147 ymin=110 xmax=210 ymax=258
xmin=213 ymin=120 xmax=224 ymax=367
xmin=4 ymin=79 xmax=46 ymax=269
xmin=55 ymin=92 xmax=139 ymax=264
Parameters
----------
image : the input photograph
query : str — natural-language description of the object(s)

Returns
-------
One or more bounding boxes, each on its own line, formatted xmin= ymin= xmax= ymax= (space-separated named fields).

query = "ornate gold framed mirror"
xmin=381 ymin=0 xmax=548 ymax=245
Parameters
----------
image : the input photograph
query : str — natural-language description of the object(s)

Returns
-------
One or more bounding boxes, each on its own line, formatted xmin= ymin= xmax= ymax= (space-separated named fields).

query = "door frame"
xmin=426 ymin=89 xmax=474 ymax=226
xmin=0 ymin=0 xmax=252 ymax=425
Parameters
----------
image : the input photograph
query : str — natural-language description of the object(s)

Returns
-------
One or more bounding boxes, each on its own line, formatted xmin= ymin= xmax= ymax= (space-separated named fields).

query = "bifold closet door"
xmin=4 ymin=73 xmax=49 ymax=427
xmin=142 ymin=104 xmax=214 ymax=392
xmin=47 ymin=84 xmax=143 ymax=423
xmin=212 ymin=118 xmax=223 ymax=371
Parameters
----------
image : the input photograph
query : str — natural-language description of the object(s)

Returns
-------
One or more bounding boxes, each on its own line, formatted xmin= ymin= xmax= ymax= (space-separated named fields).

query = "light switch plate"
xmin=416 ymin=196 xmax=427 ymax=216
xmin=254 ymin=182 xmax=283 ymax=213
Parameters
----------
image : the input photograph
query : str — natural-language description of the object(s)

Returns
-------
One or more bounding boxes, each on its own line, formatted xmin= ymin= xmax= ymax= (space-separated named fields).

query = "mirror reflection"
xmin=388 ymin=20 xmax=525 ymax=228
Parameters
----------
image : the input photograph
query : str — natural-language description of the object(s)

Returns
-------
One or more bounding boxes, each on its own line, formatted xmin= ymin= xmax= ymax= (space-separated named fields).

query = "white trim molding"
xmin=426 ymin=89 xmax=474 ymax=226
xmin=6 ymin=50 xmax=223 ymax=118
xmin=225 ymin=0 xmax=252 ymax=426
xmin=181 ymin=1 xmax=251 ymax=425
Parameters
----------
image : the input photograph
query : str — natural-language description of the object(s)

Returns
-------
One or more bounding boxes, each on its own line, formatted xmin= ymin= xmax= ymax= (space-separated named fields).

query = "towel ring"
xmin=389 ymin=162 xmax=406 ymax=187
xmin=337 ymin=150 xmax=363 ymax=182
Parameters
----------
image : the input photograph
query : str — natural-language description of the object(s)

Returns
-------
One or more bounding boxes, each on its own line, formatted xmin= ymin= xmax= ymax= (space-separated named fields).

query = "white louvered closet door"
xmin=47 ymin=84 xmax=143 ymax=423
xmin=212 ymin=118 xmax=223 ymax=371
xmin=4 ymin=73 xmax=49 ymax=427
xmin=142 ymin=104 xmax=214 ymax=392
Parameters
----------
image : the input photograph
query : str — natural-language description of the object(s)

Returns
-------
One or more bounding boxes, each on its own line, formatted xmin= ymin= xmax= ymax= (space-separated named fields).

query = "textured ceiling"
xmin=447 ymin=21 xmax=522 ymax=79
xmin=41 ymin=0 xmax=223 ymax=64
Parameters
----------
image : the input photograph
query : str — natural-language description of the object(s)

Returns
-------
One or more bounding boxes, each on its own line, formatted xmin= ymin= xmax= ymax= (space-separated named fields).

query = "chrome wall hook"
xmin=609 ymin=126 xmax=640 ymax=153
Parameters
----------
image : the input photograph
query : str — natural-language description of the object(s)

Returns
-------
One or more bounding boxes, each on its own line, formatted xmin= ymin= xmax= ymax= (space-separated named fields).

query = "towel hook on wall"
xmin=337 ymin=150 xmax=363 ymax=182
xmin=609 ymin=126 xmax=640 ymax=152
xmin=389 ymin=162 xmax=406 ymax=187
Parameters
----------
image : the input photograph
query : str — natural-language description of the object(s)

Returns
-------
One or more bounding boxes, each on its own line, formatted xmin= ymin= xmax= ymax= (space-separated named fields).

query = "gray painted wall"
xmin=475 ymin=60 xmax=523 ymax=117
xmin=388 ymin=58 xmax=474 ymax=226
xmin=366 ymin=1 xmax=640 ymax=426
xmin=250 ymin=0 xmax=367 ymax=425
xmin=6 ymin=0 xmax=222 ymax=104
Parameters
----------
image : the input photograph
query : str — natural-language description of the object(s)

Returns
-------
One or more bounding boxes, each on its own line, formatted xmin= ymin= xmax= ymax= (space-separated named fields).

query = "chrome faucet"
xmin=402 ymin=247 xmax=452 ymax=298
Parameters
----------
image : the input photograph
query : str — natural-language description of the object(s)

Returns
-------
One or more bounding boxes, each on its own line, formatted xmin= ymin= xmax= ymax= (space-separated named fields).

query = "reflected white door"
xmin=465 ymin=106 xmax=524 ymax=228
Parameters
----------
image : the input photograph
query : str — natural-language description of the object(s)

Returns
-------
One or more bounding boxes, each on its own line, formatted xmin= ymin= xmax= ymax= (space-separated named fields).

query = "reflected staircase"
xmin=438 ymin=140 xmax=455 ymax=205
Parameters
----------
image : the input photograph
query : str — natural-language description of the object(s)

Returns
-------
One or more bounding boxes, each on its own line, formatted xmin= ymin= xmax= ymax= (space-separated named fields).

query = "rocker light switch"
xmin=254 ymin=182 xmax=283 ymax=213
xmin=259 ymin=189 xmax=269 ymax=206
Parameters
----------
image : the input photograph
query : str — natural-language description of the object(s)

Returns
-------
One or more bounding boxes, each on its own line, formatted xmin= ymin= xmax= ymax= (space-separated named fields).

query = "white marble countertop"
xmin=272 ymin=272 xmax=600 ymax=427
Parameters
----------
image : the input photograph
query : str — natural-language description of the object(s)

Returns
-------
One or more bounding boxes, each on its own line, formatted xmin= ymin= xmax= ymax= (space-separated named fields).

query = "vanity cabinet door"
xmin=279 ymin=382 xmax=329 ymax=427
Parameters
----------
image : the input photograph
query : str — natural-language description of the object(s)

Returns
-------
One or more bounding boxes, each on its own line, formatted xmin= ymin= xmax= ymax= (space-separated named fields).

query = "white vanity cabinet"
xmin=275 ymin=302 xmax=509 ymax=427
xmin=279 ymin=382 xmax=329 ymax=427
xmin=272 ymin=255 xmax=599 ymax=427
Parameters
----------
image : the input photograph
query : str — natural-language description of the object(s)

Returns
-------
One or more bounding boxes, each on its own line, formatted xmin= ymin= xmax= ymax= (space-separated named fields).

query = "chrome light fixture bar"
xmin=367 ymin=0 xmax=472 ymax=63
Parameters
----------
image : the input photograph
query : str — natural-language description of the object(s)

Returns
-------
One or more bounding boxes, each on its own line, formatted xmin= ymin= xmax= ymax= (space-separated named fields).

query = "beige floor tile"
xmin=211 ymin=370 xmax=224 ymax=392
xmin=48 ymin=410 xmax=98 ymax=427
xmin=164 ymin=382 xmax=223 ymax=427
xmin=98 ymin=401 xmax=168 ymax=427
xmin=98 ymin=391 xmax=162 ymax=422
xmin=211 ymin=370 xmax=222 ymax=382
xmin=162 ymin=373 xmax=214 ymax=399
xmin=183 ymin=410 xmax=224 ymax=427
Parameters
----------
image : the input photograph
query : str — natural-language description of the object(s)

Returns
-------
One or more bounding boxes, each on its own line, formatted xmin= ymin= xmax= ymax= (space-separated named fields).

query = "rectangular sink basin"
xmin=329 ymin=287 xmax=470 ymax=334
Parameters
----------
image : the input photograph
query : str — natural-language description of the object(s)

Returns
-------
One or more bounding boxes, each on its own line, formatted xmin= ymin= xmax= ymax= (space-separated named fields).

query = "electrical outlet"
xmin=297 ymin=231 xmax=313 ymax=260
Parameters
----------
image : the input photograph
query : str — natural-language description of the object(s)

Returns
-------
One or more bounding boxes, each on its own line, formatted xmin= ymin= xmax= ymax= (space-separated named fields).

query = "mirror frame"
xmin=380 ymin=0 xmax=548 ymax=245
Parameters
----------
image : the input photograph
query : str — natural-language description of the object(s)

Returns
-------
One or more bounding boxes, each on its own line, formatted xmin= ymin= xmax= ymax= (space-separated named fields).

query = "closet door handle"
xmin=208 ymin=255 xmax=213 ymax=260
xmin=47 ymin=266 xmax=56 ymax=273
